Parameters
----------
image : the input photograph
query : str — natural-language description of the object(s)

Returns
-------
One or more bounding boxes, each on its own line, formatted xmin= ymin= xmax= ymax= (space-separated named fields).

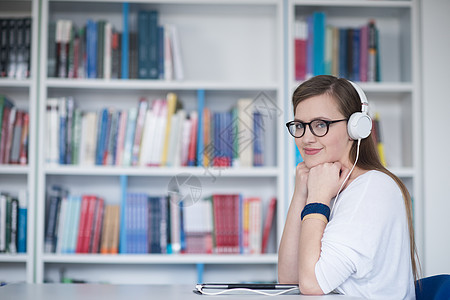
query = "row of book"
xmin=45 ymin=94 xmax=272 ymax=167
xmin=0 ymin=95 xmax=29 ymax=165
xmin=44 ymin=187 xmax=276 ymax=255
xmin=0 ymin=18 xmax=32 ymax=79
xmin=49 ymin=10 xmax=183 ymax=81
xmin=294 ymin=12 xmax=380 ymax=82
xmin=0 ymin=191 xmax=27 ymax=254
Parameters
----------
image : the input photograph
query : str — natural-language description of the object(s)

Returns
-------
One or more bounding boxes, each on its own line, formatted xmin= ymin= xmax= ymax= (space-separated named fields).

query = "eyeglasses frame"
xmin=285 ymin=119 xmax=348 ymax=138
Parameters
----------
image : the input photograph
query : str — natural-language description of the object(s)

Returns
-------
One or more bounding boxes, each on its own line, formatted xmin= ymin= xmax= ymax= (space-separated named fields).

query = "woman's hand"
xmin=307 ymin=162 xmax=350 ymax=206
xmin=292 ymin=162 xmax=310 ymax=205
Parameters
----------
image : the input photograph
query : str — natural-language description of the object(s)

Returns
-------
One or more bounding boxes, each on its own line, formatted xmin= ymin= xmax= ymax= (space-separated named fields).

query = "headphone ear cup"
xmin=347 ymin=112 xmax=372 ymax=140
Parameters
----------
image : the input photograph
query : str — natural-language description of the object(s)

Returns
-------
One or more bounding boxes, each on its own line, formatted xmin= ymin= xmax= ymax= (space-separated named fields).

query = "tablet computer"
xmin=194 ymin=283 xmax=300 ymax=295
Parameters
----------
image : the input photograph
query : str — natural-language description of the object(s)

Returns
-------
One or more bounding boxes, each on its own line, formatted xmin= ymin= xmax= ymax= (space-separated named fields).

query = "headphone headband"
xmin=348 ymin=80 xmax=369 ymax=113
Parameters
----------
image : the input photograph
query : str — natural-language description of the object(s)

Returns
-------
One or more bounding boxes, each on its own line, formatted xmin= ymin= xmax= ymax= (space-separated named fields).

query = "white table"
xmin=0 ymin=283 xmax=364 ymax=300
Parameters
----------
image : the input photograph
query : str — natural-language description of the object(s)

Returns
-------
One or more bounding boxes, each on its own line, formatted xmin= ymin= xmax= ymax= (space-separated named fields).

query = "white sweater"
xmin=315 ymin=170 xmax=415 ymax=299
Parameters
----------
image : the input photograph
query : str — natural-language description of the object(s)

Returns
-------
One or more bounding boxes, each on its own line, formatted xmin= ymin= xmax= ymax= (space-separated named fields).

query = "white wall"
xmin=421 ymin=0 xmax=450 ymax=276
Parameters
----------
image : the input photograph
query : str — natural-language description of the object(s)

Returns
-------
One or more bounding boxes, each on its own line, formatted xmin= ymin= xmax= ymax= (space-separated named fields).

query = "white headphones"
xmin=347 ymin=80 xmax=372 ymax=140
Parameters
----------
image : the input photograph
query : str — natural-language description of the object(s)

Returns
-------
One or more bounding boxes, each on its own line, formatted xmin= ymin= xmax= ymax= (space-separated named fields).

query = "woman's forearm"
xmin=297 ymin=218 xmax=326 ymax=294
xmin=277 ymin=195 xmax=305 ymax=283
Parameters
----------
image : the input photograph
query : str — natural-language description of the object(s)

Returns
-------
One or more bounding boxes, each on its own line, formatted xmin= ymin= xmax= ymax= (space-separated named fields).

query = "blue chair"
xmin=415 ymin=274 xmax=450 ymax=300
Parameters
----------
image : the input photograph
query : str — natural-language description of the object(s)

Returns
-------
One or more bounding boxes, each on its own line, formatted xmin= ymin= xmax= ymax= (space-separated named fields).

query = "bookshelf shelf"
xmin=45 ymin=78 xmax=280 ymax=91
xmin=290 ymin=0 xmax=413 ymax=9
xmin=42 ymin=254 xmax=278 ymax=264
xmin=44 ymin=165 xmax=281 ymax=177
xmin=0 ymin=79 xmax=32 ymax=88
xmin=0 ymin=165 xmax=30 ymax=174
xmin=0 ymin=254 xmax=29 ymax=263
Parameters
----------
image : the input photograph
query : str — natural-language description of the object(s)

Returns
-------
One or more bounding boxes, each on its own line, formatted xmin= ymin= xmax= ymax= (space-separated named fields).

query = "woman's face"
xmin=294 ymin=93 xmax=353 ymax=169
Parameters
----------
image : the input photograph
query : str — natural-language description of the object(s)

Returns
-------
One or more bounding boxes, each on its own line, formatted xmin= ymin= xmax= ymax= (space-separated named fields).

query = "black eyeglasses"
xmin=285 ymin=119 xmax=347 ymax=138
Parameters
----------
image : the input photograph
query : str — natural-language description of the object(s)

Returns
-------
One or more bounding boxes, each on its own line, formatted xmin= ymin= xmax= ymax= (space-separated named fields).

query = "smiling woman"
xmin=278 ymin=75 xmax=419 ymax=299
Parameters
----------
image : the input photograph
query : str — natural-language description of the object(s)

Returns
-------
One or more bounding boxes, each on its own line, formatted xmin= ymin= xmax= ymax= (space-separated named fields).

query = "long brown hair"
xmin=292 ymin=75 xmax=420 ymax=282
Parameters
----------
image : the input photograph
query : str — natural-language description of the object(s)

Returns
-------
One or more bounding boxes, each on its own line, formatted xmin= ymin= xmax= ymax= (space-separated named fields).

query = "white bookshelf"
xmin=286 ymin=0 xmax=423 ymax=261
xmin=0 ymin=0 xmax=39 ymax=284
xmin=35 ymin=0 xmax=285 ymax=284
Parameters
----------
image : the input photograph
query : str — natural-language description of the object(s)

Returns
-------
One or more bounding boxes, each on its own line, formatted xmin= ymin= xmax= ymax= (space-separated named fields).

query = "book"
xmin=7 ymin=19 xmax=18 ymax=78
xmin=0 ymin=19 xmax=9 ymax=77
xmin=8 ymin=197 xmax=18 ymax=253
xmin=9 ymin=109 xmax=23 ymax=164
xmin=19 ymin=112 xmax=29 ymax=165
xmin=89 ymin=197 xmax=104 ymax=253
xmin=137 ymin=10 xmax=149 ymax=79
xmin=148 ymin=11 xmax=159 ymax=79
xmin=261 ymin=198 xmax=276 ymax=254
xmin=44 ymin=186 xmax=63 ymax=253
xmin=294 ymin=19 xmax=307 ymax=80
xmin=131 ymin=98 xmax=148 ymax=166
xmin=86 ymin=19 xmax=97 ymax=79
xmin=122 ymin=107 xmax=137 ymax=166
xmin=161 ymin=92 xmax=178 ymax=166
xmin=3 ymin=107 xmax=16 ymax=164
xmin=0 ymin=193 xmax=7 ymax=252
xmin=17 ymin=190 xmax=27 ymax=253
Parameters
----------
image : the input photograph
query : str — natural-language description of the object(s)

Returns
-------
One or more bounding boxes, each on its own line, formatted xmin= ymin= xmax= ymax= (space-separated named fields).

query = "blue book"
xmin=253 ymin=111 xmax=264 ymax=167
xmin=313 ymin=11 xmax=326 ymax=76
xmin=196 ymin=90 xmax=205 ymax=166
xmin=137 ymin=10 xmax=149 ymax=79
xmin=122 ymin=108 xmax=137 ymax=166
xmin=119 ymin=175 xmax=128 ymax=254
xmin=148 ymin=11 xmax=159 ymax=79
xmin=86 ymin=20 xmax=97 ymax=78
xmin=58 ymin=98 xmax=67 ymax=164
xmin=338 ymin=28 xmax=348 ymax=78
xmin=121 ymin=3 xmax=129 ymax=79
xmin=157 ymin=26 xmax=165 ymax=79
xmin=352 ymin=28 xmax=360 ymax=81
xmin=95 ymin=108 xmax=108 ymax=165
xmin=17 ymin=191 xmax=27 ymax=253
xmin=67 ymin=195 xmax=81 ymax=253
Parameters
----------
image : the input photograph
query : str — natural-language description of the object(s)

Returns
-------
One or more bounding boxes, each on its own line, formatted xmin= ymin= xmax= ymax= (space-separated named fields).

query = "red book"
xmin=76 ymin=196 xmax=90 ymax=253
xmin=3 ymin=107 xmax=16 ymax=164
xmin=19 ymin=112 xmax=29 ymax=165
xmin=81 ymin=196 xmax=97 ymax=253
xmin=294 ymin=20 xmax=307 ymax=81
xmin=90 ymin=197 xmax=104 ymax=253
xmin=187 ymin=111 xmax=198 ymax=166
xmin=261 ymin=198 xmax=277 ymax=254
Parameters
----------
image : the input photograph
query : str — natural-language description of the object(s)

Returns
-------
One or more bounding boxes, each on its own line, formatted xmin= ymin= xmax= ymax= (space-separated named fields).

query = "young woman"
xmin=278 ymin=75 xmax=419 ymax=299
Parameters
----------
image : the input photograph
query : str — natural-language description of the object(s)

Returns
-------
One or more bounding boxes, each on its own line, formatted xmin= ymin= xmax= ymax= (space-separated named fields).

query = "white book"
xmin=138 ymin=109 xmax=153 ymax=167
xmin=140 ymin=104 xmax=157 ymax=166
xmin=237 ymin=98 xmax=254 ymax=167
xmin=122 ymin=107 xmax=137 ymax=166
xmin=249 ymin=198 xmax=262 ymax=254
xmin=0 ymin=194 xmax=7 ymax=251
xmin=80 ymin=112 xmax=98 ymax=166
xmin=166 ymin=111 xmax=181 ymax=167
xmin=180 ymin=117 xmax=192 ymax=167
xmin=172 ymin=110 xmax=186 ymax=168
xmin=55 ymin=196 xmax=68 ymax=254
xmin=103 ymin=22 xmax=112 ymax=80
xmin=183 ymin=199 xmax=212 ymax=233
xmin=170 ymin=24 xmax=184 ymax=81
xmin=164 ymin=24 xmax=173 ymax=81
xmin=149 ymin=100 xmax=167 ymax=166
